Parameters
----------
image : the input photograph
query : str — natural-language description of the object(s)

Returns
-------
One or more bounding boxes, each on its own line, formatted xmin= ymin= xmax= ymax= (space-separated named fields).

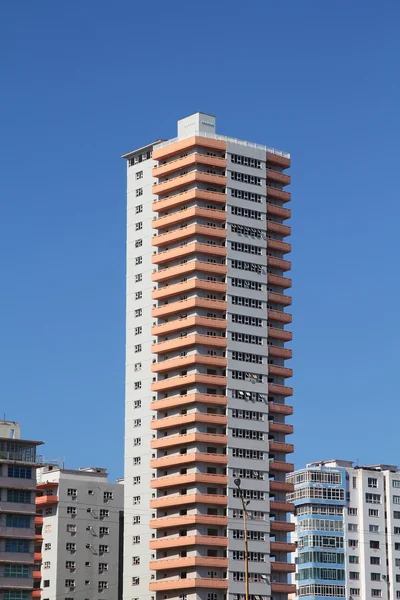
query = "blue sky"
xmin=1 ymin=1 xmax=399 ymax=480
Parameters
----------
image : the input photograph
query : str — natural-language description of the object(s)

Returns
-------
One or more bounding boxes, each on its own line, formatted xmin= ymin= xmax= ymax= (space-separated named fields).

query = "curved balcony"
xmin=268 ymin=345 xmax=292 ymax=359
xmin=153 ymin=136 xmax=226 ymax=162
xmin=268 ymin=274 xmax=292 ymax=289
xmin=150 ymin=393 xmax=227 ymax=412
xmin=153 ymin=261 xmax=226 ymax=283
xmin=153 ymin=153 xmax=226 ymax=178
xmin=268 ymin=327 xmax=292 ymax=342
xmin=152 ymin=333 xmax=227 ymax=355
xmin=268 ymin=365 xmax=293 ymax=379
xmin=267 ymin=239 xmax=291 ymax=254
xmin=269 ymin=441 xmax=294 ymax=454
xmin=268 ymin=383 xmax=293 ymax=397
xmin=150 ymin=534 xmax=228 ymax=550
xmin=266 ymin=168 xmax=291 ymax=186
xmin=33 ymin=592 xmax=41 ymax=599
xmin=151 ymin=413 xmax=227 ymax=430
xmin=33 ymin=570 xmax=42 ymax=580
xmin=267 ymin=186 xmax=291 ymax=203
xmin=268 ymin=309 xmax=292 ymax=324
xmin=152 ymin=279 xmax=226 ymax=301
xmin=267 ymin=202 xmax=291 ymax=220
xmin=150 ymin=452 xmax=228 ymax=469
xmin=152 ymin=224 xmax=226 ymax=247
xmin=150 ymin=432 xmax=227 ymax=450
xmin=149 ymin=577 xmax=228 ymax=591
xmin=270 ymin=460 xmax=294 ymax=473
xmin=268 ymin=402 xmax=293 ymax=416
xmin=151 ymin=373 xmax=227 ymax=393
xmin=270 ymin=480 xmax=294 ymax=493
xmin=153 ymin=188 xmax=226 ymax=212
xmin=152 ymin=354 xmax=227 ymax=373
xmin=150 ymin=514 xmax=228 ymax=530
xmin=267 ymin=221 xmax=291 ymax=237
xmin=150 ymin=556 xmax=228 ymax=571
xmin=271 ymin=541 xmax=296 ymax=553
xmin=153 ymin=172 xmax=226 ymax=197
xmin=271 ymin=583 xmax=297 ymax=594
xmin=33 ymin=552 xmax=42 ymax=561
xmin=36 ymin=495 xmax=58 ymax=506
xmin=34 ymin=516 xmax=43 ymax=526
xmin=153 ymin=242 xmax=226 ymax=266
xmin=152 ymin=315 xmax=226 ymax=336
xmin=269 ymin=422 xmax=294 ymax=435
xmin=151 ymin=473 xmax=227 ymax=490
xmin=153 ymin=206 xmax=226 ymax=230
xmin=150 ymin=493 xmax=227 ymax=509
xmin=268 ymin=256 xmax=291 ymax=271
xmin=266 ymin=152 xmax=290 ymax=169
xmin=152 ymin=297 xmax=227 ymax=318
xmin=268 ymin=291 xmax=292 ymax=307
xmin=270 ymin=521 xmax=295 ymax=533
xmin=271 ymin=561 xmax=296 ymax=573
xmin=270 ymin=500 xmax=295 ymax=513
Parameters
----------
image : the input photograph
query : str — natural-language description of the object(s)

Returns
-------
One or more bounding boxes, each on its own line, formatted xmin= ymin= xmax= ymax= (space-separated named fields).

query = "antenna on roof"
xmin=355 ymin=457 xmax=359 ymax=467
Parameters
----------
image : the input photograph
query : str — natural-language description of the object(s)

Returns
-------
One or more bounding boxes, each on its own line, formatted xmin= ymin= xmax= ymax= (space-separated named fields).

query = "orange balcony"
xmin=36 ymin=495 xmax=58 ymax=506
xmin=153 ymin=136 xmax=227 ymax=162
xmin=268 ymin=327 xmax=292 ymax=342
xmin=268 ymin=383 xmax=293 ymax=397
xmin=152 ymin=315 xmax=226 ymax=336
xmin=32 ymin=591 xmax=41 ymax=599
xmin=153 ymin=206 xmax=226 ymax=230
xmin=151 ymin=373 xmax=227 ymax=393
xmin=150 ymin=534 xmax=228 ymax=550
xmin=271 ymin=561 xmax=296 ymax=573
xmin=152 ymin=354 xmax=226 ymax=373
xmin=268 ymin=274 xmax=292 ymax=289
xmin=271 ymin=541 xmax=296 ymax=553
xmin=34 ymin=552 xmax=42 ymax=561
xmin=270 ymin=521 xmax=295 ymax=533
xmin=153 ymin=153 xmax=227 ymax=178
xmin=268 ymin=291 xmax=292 ymax=307
xmin=150 ymin=452 xmax=228 ymax=469
xmin=35 ymin=533 xmax=43 ymax=542
xmin=150 ymin=472 xmax=227 ymax=489
xmin=268 ymin=256 xmax=291 ymax=271
xmin=153 ymin=242 xmax=226 ymax=266
xmin=268 ymin=345 xmax=292 ymax=359
xmin=152 ymin=224 xmax=226 ymax=247
xmin=150 ymin=514 xmax=228 ymax=529
xmin=271 ymin=583 xmax=296 ymax=594
xmin=269 ymin=422 xmax=294 ymax=435
xmin=267 ymin=202 xmax=291 ymax=220
xmin=151 ymin=413 xmax=227 ymax=430
xmin=268 ymin=402 xmax=293 ymax=416
xmin=150 ymin=393 xmax=227 ymax=412
xmin=270 ymin=460 xmax=295 ymax=473
xmin=150 ymin=493 xmax=227 ymax=509
xmin=267 ymin=239 xmax=291 ymax=254
xmin=150 ymin=556 xmax=228 ymax=571
xmin=152 ymin=279 xmax=226 ymax=301
xmin=270 ymin=500 xmax=295 ymax=513
xmin=268 ymin=309 xmax=292 ymax=324
xmin=33 ymin=570 xmax=42 ymax=580
xmin=151 ymin=431 xmax=227 ymax=450
xmin=270 ymin=441 xmax=294 ymax=454
xmin=152 ymin=261 xmax=226 ymax=283
xmin=153 ymin=172 xmax=226 ymax=196
xmin=268 ymin=365 xmax=293 ymax=379
xmin=270 ymin=480 xmax=294 ymax=493
xmin=267 ymin=186 xmax=291 ymax=203
xmin=34 ymin=516 xmax=43 ymax=526
xmin=152 ymin=297 xmax=227 ymax=318
xmin=153 ymin=188 xmax=226 ymax=212
xmin=267 ymin=221 xmax=291 ymax=237
xmin=266 ymin=152 xmax=290 ymax=169
xmin=149 ymin=578 xmax=228 ymax=592
xmin=152 ymin=333 xmax=227 ymax=355
xmin=266 ymin=168 xmax=291 ymax=186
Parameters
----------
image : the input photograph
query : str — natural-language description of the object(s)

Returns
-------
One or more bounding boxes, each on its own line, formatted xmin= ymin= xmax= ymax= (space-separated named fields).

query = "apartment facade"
xmin=123 ymin=113 xmax=294 ymax=600
xmin=35 ymin=466 xmax=123 ymax=600
xmin=0 ymin=421 xmax=43 ymax=600
xmin=288 ymin=460 xmax=400 ymax=600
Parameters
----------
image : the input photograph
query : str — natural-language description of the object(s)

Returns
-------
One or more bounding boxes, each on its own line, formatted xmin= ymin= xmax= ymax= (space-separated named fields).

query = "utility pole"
xmin=234 ymin=478 xmax=249 ymax=600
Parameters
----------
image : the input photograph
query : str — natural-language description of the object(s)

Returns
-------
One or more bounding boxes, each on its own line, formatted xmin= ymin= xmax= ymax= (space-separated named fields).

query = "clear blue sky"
xmin=1 ymin=1 xmax=399 ymax=480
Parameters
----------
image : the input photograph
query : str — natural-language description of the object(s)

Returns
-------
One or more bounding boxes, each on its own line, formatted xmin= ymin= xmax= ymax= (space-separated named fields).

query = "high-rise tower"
xmin=123 ymin=113 xmax=294 ymax=600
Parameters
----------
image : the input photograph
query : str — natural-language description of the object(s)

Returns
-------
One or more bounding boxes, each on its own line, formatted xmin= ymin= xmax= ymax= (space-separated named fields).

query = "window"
xmin=132 ymin=536 xmax=140 ymax=544
xmin=231 ymin=188 xmax=262 ymax=203
xmin=395 ymin=511 xmax=400 ymax=519
xmin=67 ymin=506 xmax=77 ymax=516
xmin=395 ymin=543 xmax=400 ymax=551
xmin=369 ymin=509 xmax=379 ymax=517
xmin=134 ymin=344 xmax=142 ymax=353
xmin=231 ymin=295 xmax=262 ymax=309
xmin=349 ymin=539 xmax=359 ymax=549
xmin=365 ymin=493 xmax=381 ymax=504
xmin=394 ymin=495 xmax=400 ymax=504
xmin=65 ymin=561 xmax=76 ymax=570
xmin=231 ymin=242 xmax=262 ymax=257
xmin=45 ymin=507 xmax=53 ymax=515
xmin=135 ymin=256 xmax=142 ymax=265
xmin=135 ymin=188 xmax=143 ymax=197
xmin=99 ymin=527 xmax=109 ymax=536
xmin=368 ymin=477 xmax=378 ymax=488
xmin=133 ymin=437 xmax=141 ymax=446
xmin=44 ymin=581 xmax=50 ymax=588
xmin=369 ymin=524 xmax=379 ymax=532
xmin=133 ymin=476 xmax=141 ymax=485
xmin=43 ymin=561 xmax=51 ymax=569
xmin=371 ymin=557 xmax=381 ymax=565
xmin=134 ymin=418 xmax=141 ymax=427
xmin=231 ymin=223 xmax=263 ymax=238
xmin=99 ymin=562 xmax=108 ymax=571
xmin=134 ymin=399 xmax=141 ymax=409
xmin=370 ymin=540 xmax=380 ymax=549
xmin=4 ymin=564 xmax=29 ymax=577
xmin=66 ymin=543 xmax=76 ymax=551
xmin=44 ymin=542 xmax=51 ymax=550
xmin=135 ymin=273 xmax=142 ymax=283
xmin=65 ymin=579 xmax=75 ymax=588
xmin=348 ymin=523 xmax=358 ymax=531
xmin=348 ymin=507 xmax=358 ymax=516
xmin=231 ymin=154 xmax=262 ymax=169
xmin=98 ymin=581 xmax=108 ymax=590
xmin=103 ymin=491 xmax=113 ymax=501
xmin=135 ymin=204 xmax=143 ymax=214
xmin=231 ymin=206 xmax=263 ymax=220
xmin=135 ymin=221 xmax=142 ymax=230
xmin=135 ymin=241 xmax=142 ymax=251
xmin=132 ymin=577 xmax=140 ymax=586
xmin=67 ymin=488 xmax=77 ymax=497
xmin=232 ymin=313 xmax=263 ymax=327
xmin=231 ymin=171 xmax=262 ymax=186
xmin=371 ymin=573 xmax=381 ymax=581
xmin=134 ymin=382 xmax=141 ymax=390
xmin=350 ymin=591 xmax=360 ymax=598
xmin=7 ymin=489 xmax=31 ymax=503
xmin=349 ymin=572 xmax=360 ymax=580
xmin=99 ymin=509 xmax=109 ymax=518
xmin=136 ymin=171 xmax=143 ymax=180
xmin=232 ymin=371 xmax=262 ymax=383
xmin=133 ymin=516 xmax=141 ymax=524
xmin=99 ymin=545 xmax=109 ymax=554
xmin=134 ymin=308 xmax=142 ymax=318
xmin=8 ymin=466 xmax=31 ymax=478
xmin=349 ymin=556 xmax=359 ymax=564
xmin=231 ymin=332 xmax=263 ymax=345
xmin=231 ymin=277 xmax=262 ymax=291
xmin=66 ymin=524 xmax=76 ymax=533
xmin=134 ymin=326 xmax=142 ymax=335
xmin=133 ymin=496 xmax=140 ymax=505
xmin=133 ymin=457 xmax=141 ymax=466
xmin=393 ymin=480 xmax=400 ymax=488
xmin=5 ymin=539 xmax=30 ymax=553
xmin=353 ymin=476 xmax=357 ymax=489
xmin=371 ymin=592 xmax=382 ymax=598
xmin=394 ymin=527 xmax=400 ymax=534
xmin=6 ymin=515 xmax=30 ymax=528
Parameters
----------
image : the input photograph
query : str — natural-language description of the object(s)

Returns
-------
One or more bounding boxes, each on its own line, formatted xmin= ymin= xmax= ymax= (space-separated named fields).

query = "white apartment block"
xmin=35 ymin=466 xmax=123 ymax=600
xmin=288 ymin=460 xmax=400 ymax=600
xmin=123 ymin=113 xmax=294 ymax=600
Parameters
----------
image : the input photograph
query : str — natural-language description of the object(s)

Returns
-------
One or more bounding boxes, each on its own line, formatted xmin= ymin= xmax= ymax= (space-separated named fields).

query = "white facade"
xmin=36 ymin=466 xmax=123 ymax=600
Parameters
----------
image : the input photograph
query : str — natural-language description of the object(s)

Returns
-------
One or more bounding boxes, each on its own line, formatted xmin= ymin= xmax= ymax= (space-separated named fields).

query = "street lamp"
xmin=234 ymin=478 xmax=249 ymax=600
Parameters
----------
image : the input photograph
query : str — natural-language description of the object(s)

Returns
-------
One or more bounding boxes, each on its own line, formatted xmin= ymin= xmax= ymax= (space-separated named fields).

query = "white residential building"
xmin=35 ymin=466 xmax=123 ymax=600
xmin=288 ymin=459 xmax=400 ymax=600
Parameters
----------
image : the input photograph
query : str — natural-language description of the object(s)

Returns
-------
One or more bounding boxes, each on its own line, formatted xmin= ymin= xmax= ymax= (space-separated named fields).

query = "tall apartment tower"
xmin=123 ymin=113 xmax=294 ymax=600
xmin=35 ymin=466 xmax=124 ymax=600
xmin=0 ymin=421 xmax=43 ymax=600
xmin=288 ymin=460 xmax=400 ymax=600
